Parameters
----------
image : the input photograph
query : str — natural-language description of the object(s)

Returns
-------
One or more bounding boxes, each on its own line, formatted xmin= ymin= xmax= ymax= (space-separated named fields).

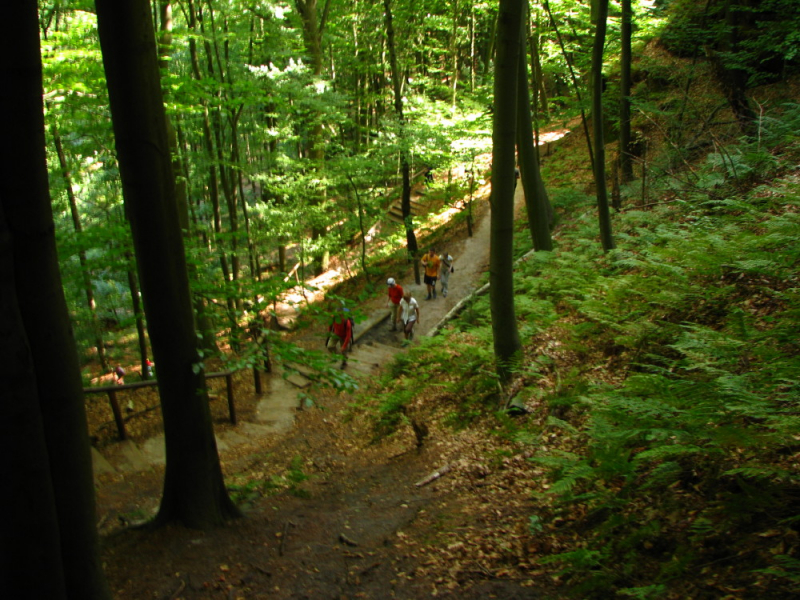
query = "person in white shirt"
xmin=399 ymin=290 xmax=420 ymax=341
xmin=439 ymin=252 xmax=455 ymax=298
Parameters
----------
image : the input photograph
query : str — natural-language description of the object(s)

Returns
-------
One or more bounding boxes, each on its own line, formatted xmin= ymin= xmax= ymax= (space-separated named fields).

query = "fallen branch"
xmin=428 ymin=246 xmax=541 ymax=337
xmin=339 ymin=533 xmax=359 ymax=547
xmin=415 ymin=463 xmax=453 ymax=487
xmin=427 ymin=283 xmax=489 ymax=337
xmin=283 ymin=261 xmax=302 ymax=283
xmin=279 ymin=521 xmax=294 ymax=556
xmin=361 ymin=561 xmax=382 ymax=575
xmin=169 ymin=580 xmax=186 ymax=600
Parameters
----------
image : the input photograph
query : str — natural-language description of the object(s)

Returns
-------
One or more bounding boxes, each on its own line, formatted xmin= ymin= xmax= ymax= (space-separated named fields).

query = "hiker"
xmin=386 ymin=277 xmax=404 ymax=331
xmin=421 ymin=247 xmax=441 ymax=300
xmin=114 ymin=365 xmax=125 ymax=385
xmin=326 ymin=307 xmax=354 ymax=368
xmin=399 ymin=290 xmax=420 ymax=341
xmin=424 ymin=166 xmax=434 ymax=186
xmin=439 ymin=251 xmax=455 ymax=298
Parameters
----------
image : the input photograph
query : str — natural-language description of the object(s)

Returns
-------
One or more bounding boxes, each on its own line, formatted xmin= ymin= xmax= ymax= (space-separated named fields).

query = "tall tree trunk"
xmin=295 ymin=0 xmax=329 ymax=275
xmin=188 ymin=0 xmax=237 ymax=334
xmin=592 ymin=0 xmax=615 ymax=251
xmin=233 ymin=128 xmax=258 ymax=283
xmin=51 ymin=122 xmax=108 ymax=370
xmin=490 ymin=0 xmax=524 ymax=381
xmin=529 ymin=11 xmax=548 ymax=117
xmin=176 ymin=122 xmax=219 ymax=355
xmin=516 ymin=12 xmax=553 ymax=252
xmin=619 ymin=0 xmax=634 ymax=184
xmin=710 ymin=0 xmax=756 ymax=135
xmin=470 ymin=4 xmax=476 ymax=91
xmin=1 ymin=4 xmax=110 ymax=598
xmin=384 ymin=0 xmax=420 ymax=283
xmin=95 ymin=0 xmax=240 ymax=528
xmin=125 ymin=252 xmax=150 ymax=380
xmin=450 ymin=0 xmax=460 ymax=110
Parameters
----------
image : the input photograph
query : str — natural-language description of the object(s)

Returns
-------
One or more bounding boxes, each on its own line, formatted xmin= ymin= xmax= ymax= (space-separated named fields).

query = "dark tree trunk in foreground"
xmin=95 ymin=0 xmax=240 ymax=528
xmin=516 ymin=13 xmax=553 ymax=252
xmin=490 ymin=0 xmax=524 ymax=381
xmin=0 ymin=4 xmax=110 ymax=599
xmin=384 ymin=0 xmax=420 ymax=283
xmin=592 ymin=0 xmax=615 ymax=251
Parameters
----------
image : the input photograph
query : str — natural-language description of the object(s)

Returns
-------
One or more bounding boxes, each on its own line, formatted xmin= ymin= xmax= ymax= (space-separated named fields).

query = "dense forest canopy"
xmin=42 ymin=0 xmax=657 ymax=373
xmin=38 ymin=0 xmax=799 ymax=381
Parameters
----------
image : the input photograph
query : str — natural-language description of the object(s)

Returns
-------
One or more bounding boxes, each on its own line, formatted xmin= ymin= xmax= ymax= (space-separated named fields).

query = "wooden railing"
xmin=83 ymin=366 xmax=267 ymax=441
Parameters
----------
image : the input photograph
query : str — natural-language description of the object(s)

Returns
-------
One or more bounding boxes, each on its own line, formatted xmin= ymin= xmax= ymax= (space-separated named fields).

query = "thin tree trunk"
xmin=450 ymin=0 xmax=460 ymax=110
xmin=619 ymin=0 xmax=634 ymax=184
xmin=470 ymin=5 xmax=476 ymax=91
xmin=384 ymin=0 xmax=420 ymax=283
xmin=592 ymin=0 xmax=615 ymax=251
xmin=125 ymin=252 xmax=150 ymax=380
xmin=51 ymin=122 xmax=108 ymax=371
xmin=189 ymin=1 xmax=237 ymax=329
xmin=516 ymin=12 xmax=553 ymax=252
xmin=295 ymin=0 xmax=329 ymax=275
xmin=529 ymin=11 xmax=548 ymax=117
xmin=543 ymin=0 xmax=594 ymax=172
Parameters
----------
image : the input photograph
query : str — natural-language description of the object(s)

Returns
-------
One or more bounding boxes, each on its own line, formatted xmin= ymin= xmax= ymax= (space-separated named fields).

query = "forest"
xmin=2 ymin=0 xmax=800 ymax=598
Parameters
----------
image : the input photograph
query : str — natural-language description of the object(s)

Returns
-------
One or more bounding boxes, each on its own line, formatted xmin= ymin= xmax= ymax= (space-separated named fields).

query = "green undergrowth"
xmin=362 ymin=106 xmax=800 ymax=597
xmin=525 ymin=183 xmax=800 ymax=597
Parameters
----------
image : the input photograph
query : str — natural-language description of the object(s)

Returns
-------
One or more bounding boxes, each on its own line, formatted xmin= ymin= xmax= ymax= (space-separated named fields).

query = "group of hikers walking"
xmin=326 ymin=247 xmax=456 ymax=368
xmin=387 ymin=247 xmax=455 ymax=340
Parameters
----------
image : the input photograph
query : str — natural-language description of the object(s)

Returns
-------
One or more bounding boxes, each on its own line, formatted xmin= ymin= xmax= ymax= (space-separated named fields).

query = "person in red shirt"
xmin=386 ymin=277 xmax=404 ymax=331
xmin=327 ymin=308 xmax=354 ymax=368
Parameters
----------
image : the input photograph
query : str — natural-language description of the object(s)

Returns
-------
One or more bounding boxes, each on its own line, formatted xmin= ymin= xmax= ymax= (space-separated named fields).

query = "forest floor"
xmin=95 ymin=179 xmax=560 ymax=599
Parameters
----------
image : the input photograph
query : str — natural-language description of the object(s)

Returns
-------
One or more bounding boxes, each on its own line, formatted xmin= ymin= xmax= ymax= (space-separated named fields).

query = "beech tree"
xmin=619 ymin=0 xmax=634 ymax=184
xmin=592 ymin=0 xmax=615 ymax=251
xmin=94 ymin=0 xmax=240 ymax=528
xmin=516 ymin=4 xmax=553 ymax=252
xmin=490 ymin=0 xmax=524 ymax=381
xmin=384 ymin=0 xmax=421 ymax=283
xmin=0 ymin=3 xmax=110 ymax=598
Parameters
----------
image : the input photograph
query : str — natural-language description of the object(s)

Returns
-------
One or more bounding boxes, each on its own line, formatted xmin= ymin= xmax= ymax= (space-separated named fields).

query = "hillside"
xmin=98 ymin=78 xmax=800 ymax=599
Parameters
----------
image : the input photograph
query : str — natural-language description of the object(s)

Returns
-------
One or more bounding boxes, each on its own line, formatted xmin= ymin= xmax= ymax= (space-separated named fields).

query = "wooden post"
xmin=107 ymin=389 xmax=127 ymax=440
xmin=225 ymin=373 xmax=236 ymax=425
xmin=253 ymin=366 xmax=262 ymax=394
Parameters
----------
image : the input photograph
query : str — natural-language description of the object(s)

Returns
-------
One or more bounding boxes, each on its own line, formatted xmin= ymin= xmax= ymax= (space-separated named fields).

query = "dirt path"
xmin=97 ymin=184 xmax=547 ymax=599
xmin=92 ymin=184 xmax=516 ymax=508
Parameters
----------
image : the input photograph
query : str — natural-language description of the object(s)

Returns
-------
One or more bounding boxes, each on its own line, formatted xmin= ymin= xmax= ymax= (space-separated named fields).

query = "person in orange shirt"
xmin=421 ymin=247 xmax=441 ymax=300
xmin=386 ymin=278 xmax=404 ymax=331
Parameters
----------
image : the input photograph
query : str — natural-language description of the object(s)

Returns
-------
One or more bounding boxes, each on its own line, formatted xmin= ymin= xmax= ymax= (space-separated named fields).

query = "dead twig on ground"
xmin=278 ymin=521 xmax=294 ymax=556
xmin=169 ymin=579 xmax=186 ymax=599
xmin=415 ymin=463 xmax=453 ymax=487
xmin=339 ymin=533 xmax=359 ymax=547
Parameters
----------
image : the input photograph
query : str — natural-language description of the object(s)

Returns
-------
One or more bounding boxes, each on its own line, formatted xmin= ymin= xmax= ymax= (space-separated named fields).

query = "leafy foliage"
xmin=511 ymin=108 xmax=800 ymax=595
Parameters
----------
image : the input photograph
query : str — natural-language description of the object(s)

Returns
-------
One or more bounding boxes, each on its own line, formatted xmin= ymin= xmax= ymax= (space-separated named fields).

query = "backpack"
xmin=326 ymin=310 xmax=355 ymax=350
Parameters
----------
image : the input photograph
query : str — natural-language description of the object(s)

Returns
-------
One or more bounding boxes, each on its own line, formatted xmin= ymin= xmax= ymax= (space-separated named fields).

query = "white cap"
xmin=387 ymin=278 xmax=396 ymax=286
